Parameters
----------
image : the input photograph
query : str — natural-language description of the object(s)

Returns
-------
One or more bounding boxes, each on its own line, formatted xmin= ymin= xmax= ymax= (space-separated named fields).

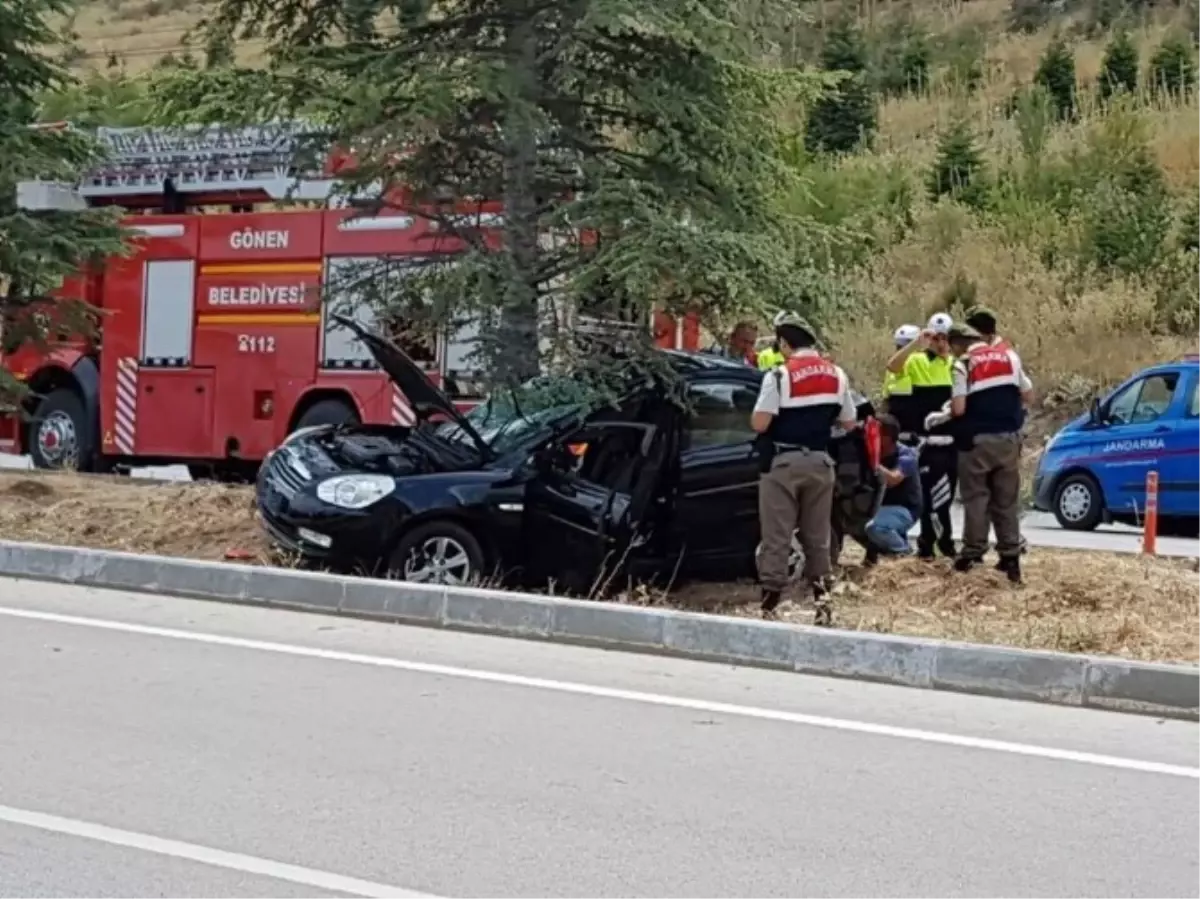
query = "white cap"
xmin=927 ymin=312 xmax=953 ymax=334
xmin=893 ymin=324 xmax=920 ymax=347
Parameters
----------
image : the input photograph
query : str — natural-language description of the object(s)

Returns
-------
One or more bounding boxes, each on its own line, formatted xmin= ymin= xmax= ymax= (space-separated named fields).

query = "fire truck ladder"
xmin=82 ymin=123 xmax=336 ymax=202
xmin=17 ymin=122 xmax=339 ymax=210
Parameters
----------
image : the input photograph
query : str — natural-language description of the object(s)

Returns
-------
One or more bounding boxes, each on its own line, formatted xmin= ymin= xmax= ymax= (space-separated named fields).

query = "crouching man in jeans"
xmin=863 ymin=414 xmax=922 ymax=563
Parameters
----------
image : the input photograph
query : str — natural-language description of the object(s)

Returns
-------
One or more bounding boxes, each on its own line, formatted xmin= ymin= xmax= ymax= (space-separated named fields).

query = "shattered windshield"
xmin=435 ymin=374 xmax=615 ymax=454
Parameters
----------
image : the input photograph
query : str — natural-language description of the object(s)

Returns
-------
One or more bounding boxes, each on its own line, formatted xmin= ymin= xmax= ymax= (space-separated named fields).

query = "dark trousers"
xmin=918 ymin=443 xmax=958 ymax=554
xmin=959 ymin=433 xmax=1023 ymax=559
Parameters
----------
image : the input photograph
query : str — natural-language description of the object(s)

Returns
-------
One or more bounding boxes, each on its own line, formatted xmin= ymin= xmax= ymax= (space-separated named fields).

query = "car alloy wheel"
xmin=1057 ymin=481 xmax=1093 ymax=524
xmin=403 ymin=535 xmax=474 ymax=586
xmin=37 ymin=410 xmax=79 ymax=468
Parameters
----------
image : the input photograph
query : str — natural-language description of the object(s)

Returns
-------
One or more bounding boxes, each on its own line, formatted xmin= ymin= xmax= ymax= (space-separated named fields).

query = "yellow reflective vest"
xmin=757 ymin=347 xmax=786 ymax=370
xmin=883 ymin=370 xmax=912 ymax=398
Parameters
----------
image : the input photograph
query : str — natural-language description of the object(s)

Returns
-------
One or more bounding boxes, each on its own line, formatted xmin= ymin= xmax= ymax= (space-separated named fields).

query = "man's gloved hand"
xmin=925 ymin=400 xmax=953 ymax=431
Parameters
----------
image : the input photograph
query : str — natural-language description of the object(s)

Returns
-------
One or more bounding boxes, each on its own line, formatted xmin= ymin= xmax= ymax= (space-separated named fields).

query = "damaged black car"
xmin=256 ymin=317 xmax=882 ymax=593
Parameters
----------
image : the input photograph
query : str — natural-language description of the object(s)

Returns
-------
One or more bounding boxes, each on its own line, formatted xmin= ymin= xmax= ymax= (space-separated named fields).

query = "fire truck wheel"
xmin=30 ymin=388 xmax=92 ymax=472
xmin=389 ymin=520 xmax=486 ymax=587
xmin=293 ymin=398 xmax=360 ymax=431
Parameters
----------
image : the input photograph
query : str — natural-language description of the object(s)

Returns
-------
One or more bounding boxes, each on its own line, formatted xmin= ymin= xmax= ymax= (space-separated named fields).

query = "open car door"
xmin=524 ymin=420 xmax=668 ymax=594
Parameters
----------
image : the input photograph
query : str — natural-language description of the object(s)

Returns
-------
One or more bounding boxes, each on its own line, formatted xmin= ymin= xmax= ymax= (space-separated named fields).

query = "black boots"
xmin=919 ymin=540 xmax=957 ymax=560
xmin=760 ymin=578 xmax=834 ymax=626
xmin=954 ymin=553 xmax=1021 ymax=583
xmin=760 ymin=589 xmax=782 ymax=615
xmin=995 ymin=555 xmax=1022 ymax=584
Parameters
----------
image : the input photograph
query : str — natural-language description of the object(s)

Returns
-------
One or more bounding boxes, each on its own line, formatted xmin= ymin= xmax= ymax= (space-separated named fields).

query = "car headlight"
xmin=316 ymin=474 xmax=395 ymax=509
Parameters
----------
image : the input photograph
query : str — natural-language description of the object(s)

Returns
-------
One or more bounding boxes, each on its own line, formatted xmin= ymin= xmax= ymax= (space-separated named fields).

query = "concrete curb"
xmin=2 ymin=538 xmax=1196 ymax=721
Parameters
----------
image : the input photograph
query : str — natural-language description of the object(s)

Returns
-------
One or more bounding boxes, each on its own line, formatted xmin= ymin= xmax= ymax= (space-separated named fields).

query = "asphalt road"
xmin=1 ymin=453 xmax=1196 ymax=558
xmin=1 ymin=578 xmax=1197 ymax=898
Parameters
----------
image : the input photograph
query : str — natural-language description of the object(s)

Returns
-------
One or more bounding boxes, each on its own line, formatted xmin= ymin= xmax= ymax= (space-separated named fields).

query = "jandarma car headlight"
xmin=316 ymin=474 xmax=395 ymax=509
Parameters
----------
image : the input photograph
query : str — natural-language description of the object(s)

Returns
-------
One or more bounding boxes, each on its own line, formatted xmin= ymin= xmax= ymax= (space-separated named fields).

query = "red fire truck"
xmin=0 ymin=124 xmax=701 ymax=479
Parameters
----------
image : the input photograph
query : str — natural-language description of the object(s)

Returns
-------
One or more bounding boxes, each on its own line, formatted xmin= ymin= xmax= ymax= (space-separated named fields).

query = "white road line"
xmin=2 ymin=605 xmax=1197 ymax=781
xmin=0 ymin=804 xmax=437 ymax=898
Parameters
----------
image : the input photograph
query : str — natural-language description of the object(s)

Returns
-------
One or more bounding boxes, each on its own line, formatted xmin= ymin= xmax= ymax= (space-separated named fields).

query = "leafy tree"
xmin=0 ymin=0 xmax=126 ymax=404
xmin=804 ymin=18 xmax=877 ymax=155
xmin=1149 ymin=31 xmax=1197 ymax=97
xmin=1035 ymin=35 xmax=1077 ymax=121
xmin=927 ymin=118 xmax=988 ymax=210
xmin=1099 ymin=30 xmax=1139 ymax=101
xmin=150 ymin=0 xmax=822 ymax=390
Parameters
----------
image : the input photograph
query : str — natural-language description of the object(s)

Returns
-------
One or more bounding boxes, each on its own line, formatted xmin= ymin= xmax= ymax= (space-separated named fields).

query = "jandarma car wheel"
xmin=389 ymin=521 xmax=485 ymax=586
xmin=1053 ymin=473 xmax=1104 ymax=531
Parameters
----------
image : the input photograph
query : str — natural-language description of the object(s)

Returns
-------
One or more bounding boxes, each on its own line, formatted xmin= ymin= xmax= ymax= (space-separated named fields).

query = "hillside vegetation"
xmin=50 ymin=0 xmax=1200 ymax=405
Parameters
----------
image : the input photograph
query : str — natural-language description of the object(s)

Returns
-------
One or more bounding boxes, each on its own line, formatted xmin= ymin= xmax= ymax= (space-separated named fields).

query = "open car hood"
xmin=332 ymin=314 xmax=494 ymax=461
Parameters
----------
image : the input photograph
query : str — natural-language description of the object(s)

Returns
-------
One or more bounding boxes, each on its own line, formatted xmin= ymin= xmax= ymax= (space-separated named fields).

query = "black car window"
xmin=685 ymin=380 xmax=758 ymax=447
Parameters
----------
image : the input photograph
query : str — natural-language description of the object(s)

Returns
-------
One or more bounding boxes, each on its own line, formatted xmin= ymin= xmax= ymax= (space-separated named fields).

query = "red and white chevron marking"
xmin=391 ymin=385 xmax=417 ymax=427
xmin=114 ymin=357 xmax=138 ymax=455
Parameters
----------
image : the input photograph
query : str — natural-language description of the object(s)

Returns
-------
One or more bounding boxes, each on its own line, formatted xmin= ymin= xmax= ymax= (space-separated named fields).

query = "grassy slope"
xmin=65 ymin=0 xmax=1198 ymax=408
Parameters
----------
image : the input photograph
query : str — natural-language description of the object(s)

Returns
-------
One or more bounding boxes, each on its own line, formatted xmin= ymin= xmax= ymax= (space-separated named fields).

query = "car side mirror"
xmin=1089 ymin=397 xmax=1103 ymax=426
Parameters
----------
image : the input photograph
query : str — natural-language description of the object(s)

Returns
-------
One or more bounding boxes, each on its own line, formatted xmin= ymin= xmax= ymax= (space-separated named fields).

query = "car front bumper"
xmin=1031 ymin=471 xmax=1056 ymax=512
xmin=256 ymin=451 xmax=397 ymax=568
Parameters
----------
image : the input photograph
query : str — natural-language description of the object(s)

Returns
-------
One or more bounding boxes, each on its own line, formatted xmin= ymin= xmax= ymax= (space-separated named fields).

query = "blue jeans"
xmin=866 ymin=506 xmax=916 ymax=555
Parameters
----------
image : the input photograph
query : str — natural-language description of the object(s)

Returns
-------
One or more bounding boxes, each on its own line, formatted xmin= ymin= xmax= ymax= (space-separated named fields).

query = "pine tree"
xmin=1149 ymin=31 xmax=1198 ymax=98
xmin=0 ymin=0 xmax=126 ymax=405
xmin=927 ymin=118 xmax=988 ymax=209
xmin=804 ymin=18 xmax=878 ymax=155
xmin=150 ymin=0 xmax=822 ymax=389
xmin=1034 ymin=35 xmax=1078 ymax=121
xmin=1099 ymin=30 xmax=1139 ymax=101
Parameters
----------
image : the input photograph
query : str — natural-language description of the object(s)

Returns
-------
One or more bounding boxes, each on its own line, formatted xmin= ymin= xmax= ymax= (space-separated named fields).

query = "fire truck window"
xmin=141 ymin=260 xmax=196 ymax=364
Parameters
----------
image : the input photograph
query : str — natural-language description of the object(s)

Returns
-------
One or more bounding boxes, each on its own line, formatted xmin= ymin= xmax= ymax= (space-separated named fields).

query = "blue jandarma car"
xmin=1033 ymin=355 xmax=1199 ymax=535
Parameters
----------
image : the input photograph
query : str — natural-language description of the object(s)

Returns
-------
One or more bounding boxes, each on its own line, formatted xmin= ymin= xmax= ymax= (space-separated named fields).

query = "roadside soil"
xmin=1 ymin=470 xmax=1196 ymax=664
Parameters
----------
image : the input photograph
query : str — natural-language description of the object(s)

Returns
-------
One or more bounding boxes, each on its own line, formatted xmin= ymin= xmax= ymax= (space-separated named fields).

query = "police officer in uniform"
xmin=947 ymin=323 xmax=1034 ymax=582
xmin=751 ymin=313 xmax=857 ymax=624
xmin=882 ymin=324 xmax=919 ymax=421
xmin=965 ymin=305 xmax=1007 ymax=349
xmin=897 ymin=313 xmax=958 ymax=557
xmin=756 ymin=311 xmax=791 ymax=370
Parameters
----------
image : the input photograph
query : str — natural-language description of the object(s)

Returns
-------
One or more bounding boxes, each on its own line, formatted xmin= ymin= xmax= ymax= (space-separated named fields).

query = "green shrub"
xmin=1149 ymin=31 xmax=1198 ymax=97
xmin=1035 ymin=35 xmax=1078 ymax=120
xmin=872 ymin=18 xmax=931 ymax=97
xmin=1080 ymin=180 xmax=1172 ymax=276
xmin=1099 ymin=30 xmax=1139 ymax=100
xmin=938 ymin=22 xmax=988 ymax=92
xmin=1180 ymin=195 xmax=1199 ymax=255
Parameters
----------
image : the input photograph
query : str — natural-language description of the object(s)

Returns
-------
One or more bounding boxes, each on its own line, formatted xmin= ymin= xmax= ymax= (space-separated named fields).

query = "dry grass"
xmin=650 ymin=544 xmax=1200 ymax=663
xmin=0 ymin=470 xmax=270 ymax=562
xmin=828 ymin=213 xmax=1197 ymax=394
xmin=2 ymin=469 xmax=1196 ymax=663
xmin=64 ymin=0 xmax=256 ymax=73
